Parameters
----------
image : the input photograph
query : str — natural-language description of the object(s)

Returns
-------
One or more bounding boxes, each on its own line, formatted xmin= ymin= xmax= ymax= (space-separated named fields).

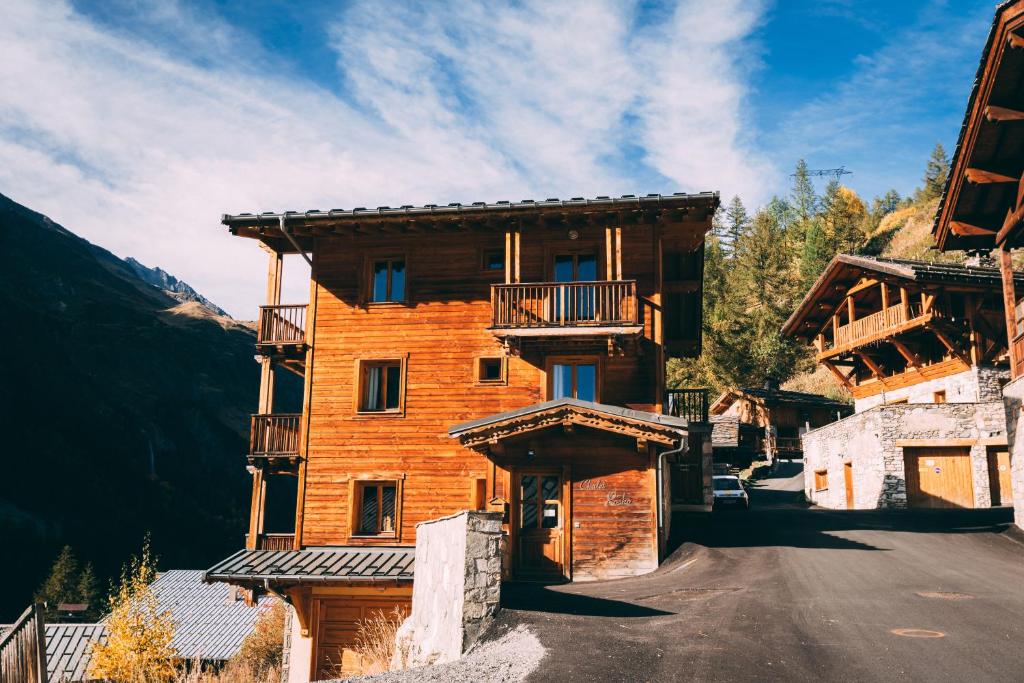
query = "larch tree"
xmin=722 ymin=195 xmax=750 ymax=257
xmin=920 ymin=142 xmax=950 ymax=200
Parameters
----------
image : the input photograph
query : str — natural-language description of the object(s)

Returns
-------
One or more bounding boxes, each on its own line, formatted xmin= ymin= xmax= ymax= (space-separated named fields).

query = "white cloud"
xmin=0 ymin=0 xmax=770 ymax=316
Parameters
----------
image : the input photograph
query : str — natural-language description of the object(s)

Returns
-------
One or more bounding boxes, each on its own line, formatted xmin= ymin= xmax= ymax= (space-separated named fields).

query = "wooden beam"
xmin=900 ymin=286 xmax=910 ymax=319
xmin=880 ymin=282 xmax=889 ymax=310
xmin=615 ymin=227 xmax=623 ymax=280
xmin=847 ymin=277 xmax=880 ymax=295
xmin=965 ymin=167 xmax=1020 ymax=184
xmin=814 ymin=334 xmax=824 ymax=353
xmin=950 ymin=220 xmax=998 ymax=237
xmin=247 ymin=468 xmax=266 ymax=550
xmin=891 ymin=339 xmax=921 ymax=367
xmin=504 ymin=230 xmax=512 ymax=284
xmin=605 ymin=227 xmax=613 ymax=279
xmin=514 ymin=228 xmax=521 ymax=283
xmin=929 ymin=325 xmax=970 ymax=366
xmin=1000 ymin=247 xmax=1020 ymax=377
xmin=821 ymin=360 xmax=853 ymax=389
xmin=985 ymin=105 xmax=1024 ymax=122
xmin=855 ymin=352 xmax=885 ymax=379
xmin=997 ymin=202 xmax=1024 ymax=247
xmin=1008 ymin=32 xmax=1024 ymax=50
xmin=847 ymin=296 xmax=855 ymax=324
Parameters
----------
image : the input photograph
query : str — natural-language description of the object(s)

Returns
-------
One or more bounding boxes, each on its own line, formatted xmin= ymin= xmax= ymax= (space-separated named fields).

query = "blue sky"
xmin=0 ymin=0 xmax=995 ymax=315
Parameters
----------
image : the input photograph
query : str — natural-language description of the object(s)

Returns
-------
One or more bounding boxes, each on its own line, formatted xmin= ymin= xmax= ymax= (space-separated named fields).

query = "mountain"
xmin=0 ymin=193 xmax=261 ymax=620
xmin=123 ymin=257 xmax=232 ymax=317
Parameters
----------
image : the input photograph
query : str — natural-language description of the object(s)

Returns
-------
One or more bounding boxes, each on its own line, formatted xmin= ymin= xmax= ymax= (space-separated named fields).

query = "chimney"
xmin=763 ymin=377 xmax=779 ymax=392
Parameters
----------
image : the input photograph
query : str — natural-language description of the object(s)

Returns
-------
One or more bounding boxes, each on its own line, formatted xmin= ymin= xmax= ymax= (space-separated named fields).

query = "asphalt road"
xmin=500 ymin=466 xmax=1024 ymax=682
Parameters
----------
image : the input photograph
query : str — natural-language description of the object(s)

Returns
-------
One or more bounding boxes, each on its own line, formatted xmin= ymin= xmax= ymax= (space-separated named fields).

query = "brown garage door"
xmin=904 ymin=447 xmax=974 ymax=509
xmin=314 ymin=594 xmax=411 ymax=680
xmin=987 ymin=448 xmax=1013 ymax=506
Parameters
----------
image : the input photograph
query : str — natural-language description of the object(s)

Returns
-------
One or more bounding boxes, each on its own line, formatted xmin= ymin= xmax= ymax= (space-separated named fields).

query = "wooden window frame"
xmin=365 ymin=253 xmax=408 ymax=305
xmin=480 ymin=247 xmax=506 ymax=274
xmin=933 ymin=390 xmax=947 ymax=404
xmin=353 ymin=355 xmax=408 ymax=417
xmin=814 ymin=470 xmax=829 ymax=492
xmin=348 ymin=476 xmax=405 ymax=544
xmin=545 ymin=355 xmax=601 ymax=402
xmin=475 ymin=356 xmax=507 ymax=385
xmin=544 ymin=245 xmax=607 ymax=282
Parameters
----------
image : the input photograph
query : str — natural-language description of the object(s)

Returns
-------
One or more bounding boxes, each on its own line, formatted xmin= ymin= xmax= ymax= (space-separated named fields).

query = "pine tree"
xmin=921 ymin=142 xmax=950 ymax=200
xmin=77 ymin=562 xmax=99 ymax=620
xmin=789 ymin=159 xmax=817 ymax=246
xmin=36 ymin=546 xmax=79 ymax=619
xmin=800 ymin=218 xmax=831 ymax=291
xmin=722 ymin=195 xmax=750 ymax=257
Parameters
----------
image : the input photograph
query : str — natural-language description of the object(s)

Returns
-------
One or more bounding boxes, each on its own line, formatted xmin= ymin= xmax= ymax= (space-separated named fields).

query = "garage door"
xmin=903 ymin=447 xmax=974 ymax=509
xmin=314 ymin=594 xmax=411 ymax=680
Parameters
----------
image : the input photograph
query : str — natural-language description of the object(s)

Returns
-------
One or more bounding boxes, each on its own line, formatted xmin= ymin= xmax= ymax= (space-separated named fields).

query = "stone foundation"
xmin=394 ymin=510 xmax=502 ymax=670
xmin=1001 ymin=376 xmax=1024 ymax=529
xmin=802 ymin=401 xmax=1006 ymax=509
xmin=854 ymin=366 xmax=1008 ymax=412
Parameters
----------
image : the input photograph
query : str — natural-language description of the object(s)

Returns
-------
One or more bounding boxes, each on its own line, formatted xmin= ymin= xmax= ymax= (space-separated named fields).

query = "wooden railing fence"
xmin=249 ymin=414 xmax=302 ymax=457
xmin=491 ymin=280 xmax=637 ymax=329
xmin=831 ymin=304 xmax=925 ymax=350
xmin=244 ymin=533 xmax=296 ymax=551
xmin=664 ymin=389 xmax=710 ymax=423
xmin=257 ymin=305 xmax=307 ymax=345
xmin=0 ymin=603 xmax=47 ymax=683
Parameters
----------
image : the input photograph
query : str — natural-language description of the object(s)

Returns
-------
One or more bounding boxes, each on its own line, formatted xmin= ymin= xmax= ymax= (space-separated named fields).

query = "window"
xmin=549 ymin=359 xmax=598 ymax=402
xmin=358 ymin=359 xmax=404 ymax=413
xmin=482 ymin=249 xmax=505 ymax=271
xmin=353 ymin=481 xmax=399 ymax=537
xmin=887 ymin=397 xmax=909 ymax=405
xmin=370 ymin=257 xmax=406 ymax=302
xmin=814 ymin=470 xmax=829 ymax=491
xmin=933 ymin=391 xmax=947 ymax=404
xmin=520 ymin=474 xmax=561 ymax=530
xmin=477 ymin=357 xmax=505 ymax=384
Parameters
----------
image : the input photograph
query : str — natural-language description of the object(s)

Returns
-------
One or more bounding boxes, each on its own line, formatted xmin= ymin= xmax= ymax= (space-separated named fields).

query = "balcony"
xmin=664 ymin=388 xmax=710 ymax=423
xmin=244 ymin=533 xmax=295 ymax=551
xmin=772 ymin=436 xmax=803 ymax=454
xmin=256 ymin=305 xmax=307 ymax=373
xmin=490 ymin=280 xmax=640 ymax=337
xmin=819 ymin=303 xmax=932 ymax=360
xmin=249 ymin=414 xmax=302 ymax=468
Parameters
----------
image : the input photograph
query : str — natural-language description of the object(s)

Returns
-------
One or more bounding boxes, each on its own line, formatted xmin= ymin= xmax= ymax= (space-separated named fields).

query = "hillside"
xmin=0 ymin=193 xmax=260 ymax=620
xmin=124 ymin=257 xmax=231 ymax=317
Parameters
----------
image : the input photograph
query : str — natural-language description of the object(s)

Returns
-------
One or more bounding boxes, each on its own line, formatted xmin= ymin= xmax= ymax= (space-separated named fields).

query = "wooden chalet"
xmin=709 ymin=379 xmax=851 ymax=463
xmin=205 ymin=192 xmax=718 ymax=681
xmin=783 ymin=254 xmax=1016 ymax=510
xmin=932 ymin=0 xmax=1024 ymax=527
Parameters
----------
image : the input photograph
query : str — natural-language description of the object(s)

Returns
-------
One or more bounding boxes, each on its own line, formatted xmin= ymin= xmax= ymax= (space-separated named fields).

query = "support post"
xmin=880 ymin=282 xmax=889 ymax=310
xmin=999 ymin=246 xmax=1020 ymax=376
xmin=247 ymin=467 xmax=266 ymax=550
xmin=847 ymin=296 xmax=855 ymax=324
xmin=504 ymin=230 xmax=512 ymax=285
xmin=900 ymin=286 xmax=910 ymax=321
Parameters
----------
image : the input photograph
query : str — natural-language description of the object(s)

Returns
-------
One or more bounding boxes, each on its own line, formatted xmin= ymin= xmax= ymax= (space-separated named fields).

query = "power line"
xmin=792 ymin=166 xmax=853 ymax=182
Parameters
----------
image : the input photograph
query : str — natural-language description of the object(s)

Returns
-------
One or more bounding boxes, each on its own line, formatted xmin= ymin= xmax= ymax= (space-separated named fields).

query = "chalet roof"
xmin=448 ymin=397 xmax=698 ymax=451
xmin=710 ymin=387 xmax=851 ymax=415
xmin=45 ymin=623 xmax=107 ymax=682
xmin=781 ymin=254 xmax=1024 ymax=341
xmin=204 ymin=547 xmax=415 ymax=587
xmin=934 ymin=0 xmax=1024 ymax=251
xmin=710 ymin=415 xmax=741 ymax=447
xmin=150 ymin=569 xmax=274 ymax=661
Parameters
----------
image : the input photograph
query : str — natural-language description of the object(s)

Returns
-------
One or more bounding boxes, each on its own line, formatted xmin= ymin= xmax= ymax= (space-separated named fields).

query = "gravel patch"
xmin=336 ymin=624 xmax=545 ymax=683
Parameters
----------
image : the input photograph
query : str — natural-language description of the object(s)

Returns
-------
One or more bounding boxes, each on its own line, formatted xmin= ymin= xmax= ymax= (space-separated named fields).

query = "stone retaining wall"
xmin=1001 ymin=376 xmax=1024 ymax=529
xmin=854 ymin=366 xmax=1008 ymax=412
xmin=803 ymin=401 xmax=1006 ymax=509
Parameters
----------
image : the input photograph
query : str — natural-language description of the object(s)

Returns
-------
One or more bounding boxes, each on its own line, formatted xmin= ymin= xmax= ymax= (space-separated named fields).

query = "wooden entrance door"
xmin=844 ymin=462 xmax=855 ymax=509
xmin=987 ymin=448 xmax=1013 ymax=506
xmin=313 ymin=594 xmax=411 ymax=679
xmin=553 ymin=253 xmax=598 ymax=322
xmin=515 ymin=471 xmax=566 ymax=580
xmin=904 ymin=447 xmax=975 ymax=508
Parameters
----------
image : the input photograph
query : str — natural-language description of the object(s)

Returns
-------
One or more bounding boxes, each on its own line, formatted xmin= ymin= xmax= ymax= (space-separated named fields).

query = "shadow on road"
xmin=501 ymin=582 xmax=674 ymax=617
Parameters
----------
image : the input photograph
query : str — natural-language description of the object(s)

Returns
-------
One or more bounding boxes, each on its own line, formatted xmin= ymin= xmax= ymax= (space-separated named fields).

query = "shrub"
xmin=233 ymin=599 xmax=286 ymax=674
xmin=351 ymin=606 xmax=410 ymax=675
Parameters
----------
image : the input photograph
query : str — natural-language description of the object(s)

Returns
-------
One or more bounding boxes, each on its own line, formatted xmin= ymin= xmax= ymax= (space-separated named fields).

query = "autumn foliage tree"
xmin=88 ymin=537 xmax=177 ymax=682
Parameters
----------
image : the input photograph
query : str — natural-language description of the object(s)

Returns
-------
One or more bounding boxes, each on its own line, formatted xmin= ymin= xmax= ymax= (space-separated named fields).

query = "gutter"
xmin=279 ymin=215 xmax=312 ymax=267
xmin=656 ymin=431 xmax=689 ymax=534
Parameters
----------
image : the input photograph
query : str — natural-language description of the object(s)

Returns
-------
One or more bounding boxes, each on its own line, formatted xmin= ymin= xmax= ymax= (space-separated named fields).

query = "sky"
xmin=0 ymin=0 xmax=996 ymax=317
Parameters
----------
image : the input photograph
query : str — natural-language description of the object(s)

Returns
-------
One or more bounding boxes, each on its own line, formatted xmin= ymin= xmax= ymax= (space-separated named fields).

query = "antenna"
xmin=792 ymin=166 xmax=853 ymax=183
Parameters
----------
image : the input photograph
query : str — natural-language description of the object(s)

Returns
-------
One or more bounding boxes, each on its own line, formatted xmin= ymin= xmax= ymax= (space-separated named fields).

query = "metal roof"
xmin=150 ymin=569 xmax=274 ymax=662
xmin=45 ymin=623 xmax=106 ymax=682
xmin=221 ymin=191 xmax=719 ymax=226
xmin=448 ymin=397 xmax=691 ymax=436
xmin=204 ymin=547 xmax=415 ymax=585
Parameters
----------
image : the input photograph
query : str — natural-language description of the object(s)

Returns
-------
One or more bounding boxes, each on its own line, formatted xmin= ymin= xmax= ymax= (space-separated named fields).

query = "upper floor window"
xmin=359 ymin=359 xmax=404 ymax=413
xmin=352 ymin=480 xmax=400 ymax=537
xmin=550 ymin=358 xmax=597 ymax=402
xmin=483 ymin=249 xmax=505 ymax=271
xmin=371 ymin=257 xmax=406 ymax=303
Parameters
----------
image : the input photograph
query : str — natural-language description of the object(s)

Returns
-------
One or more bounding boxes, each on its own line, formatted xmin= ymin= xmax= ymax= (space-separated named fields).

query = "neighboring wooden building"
xmin=204 ymin=193 xmax=718 ymax=681
xmin=782 ymin=255 xmax=1017 ymax=509
xmin=709 ymin=380 xmax=851 ymax=463
xmin=932 ymin=0 xmax=1024 ymax=528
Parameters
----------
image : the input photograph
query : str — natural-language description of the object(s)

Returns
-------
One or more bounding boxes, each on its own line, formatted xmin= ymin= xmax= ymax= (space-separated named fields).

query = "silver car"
xmin=712 ymin=475 xmax=749 ymax=509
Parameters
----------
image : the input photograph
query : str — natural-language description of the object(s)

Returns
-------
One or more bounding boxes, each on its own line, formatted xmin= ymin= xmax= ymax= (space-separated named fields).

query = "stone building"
xmin=782 ymin=255 xmax=1018 ymax=509
xmin=930 ymin=0 xmax=1024 ymax=529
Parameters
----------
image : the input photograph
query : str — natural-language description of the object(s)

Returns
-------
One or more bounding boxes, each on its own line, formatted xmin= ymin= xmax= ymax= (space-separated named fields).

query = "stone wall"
xmin=854 ymin=366 xmax=1008 ymax=412
xmin=803 ymin=401 xmax=1006 ymax=509
xmin=1001 ymin=376 xmax=1024 ymax=529
xmin=394 ymin=511 xmax=502 ymax=670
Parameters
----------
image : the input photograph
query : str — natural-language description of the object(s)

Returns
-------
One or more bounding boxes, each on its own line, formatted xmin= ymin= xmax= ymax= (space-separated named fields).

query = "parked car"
xmin=712 ymin=475 xmax=749 ymax=509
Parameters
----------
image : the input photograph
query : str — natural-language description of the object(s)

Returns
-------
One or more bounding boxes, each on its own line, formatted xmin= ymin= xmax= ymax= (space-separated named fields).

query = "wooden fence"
xmin=257 ymin=304 xmax=307 ymax=345
xmin=664 ymin=388 xmax=710 ymax=423
xmin=249 ymin=414 xmax=302 ymax=457
xmin=491 ymin=280 xmax=637 ymax=329
xmin=0 ymin=603 xmax=47 ymax=683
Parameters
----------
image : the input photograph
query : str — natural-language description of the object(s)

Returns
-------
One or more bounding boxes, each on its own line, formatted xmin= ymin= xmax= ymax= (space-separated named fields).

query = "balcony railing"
xmin=257 ymin=305 xmax=307 ymax=346
xmin=773 ymin=437 xmax=803 ymax=453
xmin=824 ymin=303 xmax=929 ymax=355
xmin=245 ymin=533 xmax=296 ymax=551
xmin=664 ymin=388 xmax=710 ymax=423
xmin=491 ymin=280 xmax=638 ymax=330
xmin=249 ymin=414 xmax=301 ymax=457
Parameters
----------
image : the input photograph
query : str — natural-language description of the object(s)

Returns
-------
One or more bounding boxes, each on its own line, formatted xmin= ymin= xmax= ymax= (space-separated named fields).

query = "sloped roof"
xmin=448 ymin=397 xmax=696 ymax=451
xmin=45 ymin=623 xmax=106 ymax=682
xmin=204 ymin=547 xmax=415 ymax=587
xmin=781 ymin=254 xmax=1024 ymax=341
xmin=150 ymin=569 xmax=274 ymax=662
xmin=711 ymin=387 xmax=852 ymax=415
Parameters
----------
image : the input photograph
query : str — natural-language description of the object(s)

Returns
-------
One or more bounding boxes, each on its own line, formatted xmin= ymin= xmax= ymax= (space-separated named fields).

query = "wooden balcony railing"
xmin=827 ymin=304 xmax=926 ymax=353
xmin=491 ymin=280 xmax=638 ymax=330
xmin=245 ymin=533 xmax=296 ymax=551
xmin=257 ymin=305 xmax=307 ymax=346
xmin=249 ymin=414 xmax=301 ymax=457
xmin=664 ymin=388 xmax=710 ymax=423
xmin=773 ymin=437 xmax=803 ymax=453
xmin=0 ymin=603 xmax=46 ymax=683
xmin=1012 ymin=332 xmax=1024 ymax=379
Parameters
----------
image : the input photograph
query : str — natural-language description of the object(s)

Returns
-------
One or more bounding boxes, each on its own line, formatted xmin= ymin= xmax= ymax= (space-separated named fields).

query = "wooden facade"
xmin=782 ymin=255 xmax=1014 ymax=401
xmin=219 ymin=194 xmax=716 ymax=678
